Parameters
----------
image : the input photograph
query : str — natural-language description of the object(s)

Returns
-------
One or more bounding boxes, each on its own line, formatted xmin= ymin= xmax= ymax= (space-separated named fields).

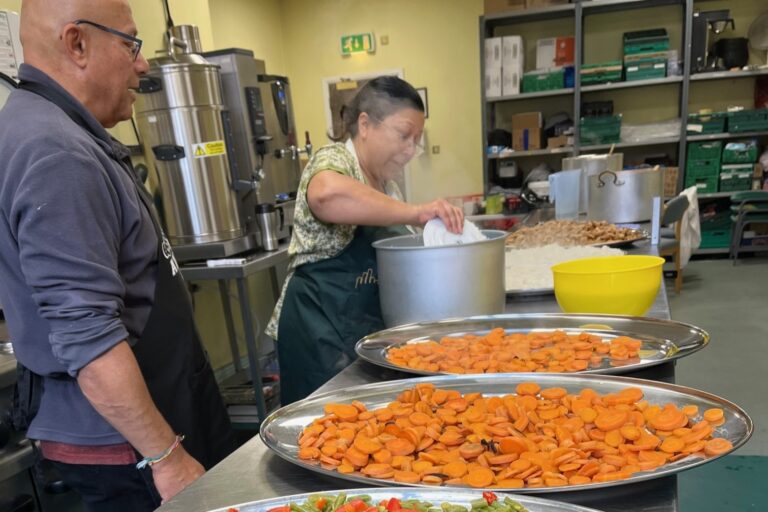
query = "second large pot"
xmin=587 ymin=167 xmax=663 ymax=223
xmin=373 ymin=230 xmax=506 ymax=327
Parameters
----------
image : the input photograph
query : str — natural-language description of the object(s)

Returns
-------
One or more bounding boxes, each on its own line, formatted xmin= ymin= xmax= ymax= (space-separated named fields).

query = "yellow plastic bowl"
xmin=551 ymin=255 xmax=664 ymax=316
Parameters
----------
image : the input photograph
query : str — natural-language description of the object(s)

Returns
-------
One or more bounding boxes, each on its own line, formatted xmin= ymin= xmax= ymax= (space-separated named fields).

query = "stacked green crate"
xmin=581 ymin=61 xmax=622 ymax=85
xmin=623 ymin=29 xmax=668 ymax=82
xmin=687 ymin=112 xmax=727 ymax=135
xmin=727 ymin=109 xmax=768 ymax=133
xmin=700 ymin=209 xmax=733 ymax=248
xmin=685 ymin=141 xmax=721 ymax=193
xmin=580 ymin=115 xmax=621 ymax=145
xmin=522 ymin=68 xmax=565 ymax=93
xmin=719 ymin=139 xmax=759 ymax=193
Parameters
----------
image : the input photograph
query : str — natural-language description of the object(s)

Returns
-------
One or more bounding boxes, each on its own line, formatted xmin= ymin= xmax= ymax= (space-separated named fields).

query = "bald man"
xmin=0 ymin=1 xmax=236 ymax=510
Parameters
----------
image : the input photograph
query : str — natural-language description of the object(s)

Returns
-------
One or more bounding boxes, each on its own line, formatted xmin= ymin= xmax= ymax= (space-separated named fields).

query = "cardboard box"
xmin=536 ymin=38 xmax=556 ymax=70
xmin=547 ymin=134 xmax=572 ymax=148
xmin=502 ymin=36 xmax=523 ymax=96
xmin=512 ymin=112 xmax=542 ymax=150
xmin=555 ymin=36 xmax=575 ymax=66
xmin=526 ymin=0 xmax=570 ymax=8
xmin=663 ymin=167 xmax=679 ymax=197
xmin=484 ymin=38 xmax=503 ymax=98
xmin=484 ymin=0 xmax=526 ymax=14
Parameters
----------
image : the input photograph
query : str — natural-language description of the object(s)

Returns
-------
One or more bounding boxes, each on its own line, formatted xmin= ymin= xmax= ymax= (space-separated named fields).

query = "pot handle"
xmin=597 ymin=170 xmax=625 ymax=188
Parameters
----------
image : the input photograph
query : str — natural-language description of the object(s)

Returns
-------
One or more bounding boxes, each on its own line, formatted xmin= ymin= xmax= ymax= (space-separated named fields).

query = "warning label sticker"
xmin=192 ymin=140 xmax=227 ymax=158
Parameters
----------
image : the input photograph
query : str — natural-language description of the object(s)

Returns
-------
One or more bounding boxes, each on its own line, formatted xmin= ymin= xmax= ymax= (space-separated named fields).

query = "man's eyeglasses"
xmin=73 ymin=19 xmax=143 ymax=61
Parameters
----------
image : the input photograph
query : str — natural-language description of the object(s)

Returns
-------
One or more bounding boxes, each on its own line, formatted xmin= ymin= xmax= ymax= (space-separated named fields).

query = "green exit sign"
xmin=340 ymin=33 xmax=375 ymax=55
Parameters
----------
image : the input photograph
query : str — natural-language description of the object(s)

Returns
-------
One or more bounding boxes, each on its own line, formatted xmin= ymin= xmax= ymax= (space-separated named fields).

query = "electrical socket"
xmin=432 ymin=145 xmax=440 ymax=154
xmin=380 ymin=35 xmax=389 ymax=46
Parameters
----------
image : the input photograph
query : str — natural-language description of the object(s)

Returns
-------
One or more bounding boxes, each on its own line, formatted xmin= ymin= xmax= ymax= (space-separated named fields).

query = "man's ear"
xmin=60 ymin=24 xmax=89 ymax=68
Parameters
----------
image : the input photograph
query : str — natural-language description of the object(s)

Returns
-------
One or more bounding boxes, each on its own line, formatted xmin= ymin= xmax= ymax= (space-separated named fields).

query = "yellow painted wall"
xmin=279 ymin=0 xmax=486 ymax=203
xmin=210 ymin=0 xmax=287 ymax=76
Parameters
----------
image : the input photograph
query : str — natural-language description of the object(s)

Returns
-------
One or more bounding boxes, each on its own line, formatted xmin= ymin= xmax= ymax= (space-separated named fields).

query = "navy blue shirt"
xmin=0 ymin=65 xmax=158 ymax=444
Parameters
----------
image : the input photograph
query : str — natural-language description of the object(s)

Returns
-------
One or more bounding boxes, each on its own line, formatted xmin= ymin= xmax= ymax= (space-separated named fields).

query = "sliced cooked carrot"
xmin=660 ymin=436 xmax=685 ymax=454
xmin=393 ymin=470 xmax=420 ymax=483
xmin=703 ymin=408 xmax=725 ymax=423
xmin=465 ymin=467 xmax=495 ymax=488
xmin=595 ymin=410 xmax=628 ymax=431
xmin=385 ymin=438 xmax=415 ymax=456
xmin=704 ymin=438 xmax=733 ymax=456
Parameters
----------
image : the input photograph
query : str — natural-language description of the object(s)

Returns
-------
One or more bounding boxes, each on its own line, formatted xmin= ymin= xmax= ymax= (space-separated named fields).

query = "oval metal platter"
xmin=355 ymin=314 xmax=709 ymax=377
xmin=260 ymin=374 xmax=752 ymax=494
xmin=209 ymin=488 xmax=606 ymax=512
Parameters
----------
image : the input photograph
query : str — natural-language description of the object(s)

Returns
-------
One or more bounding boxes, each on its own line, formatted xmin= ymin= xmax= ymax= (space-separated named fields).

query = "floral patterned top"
xmin=266 ymin=141 xmax=403 ymax=339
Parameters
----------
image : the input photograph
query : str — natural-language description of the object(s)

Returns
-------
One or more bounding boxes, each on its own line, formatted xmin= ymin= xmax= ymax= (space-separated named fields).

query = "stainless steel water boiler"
xmin=134 ymin=38 xmax=245 ymax=246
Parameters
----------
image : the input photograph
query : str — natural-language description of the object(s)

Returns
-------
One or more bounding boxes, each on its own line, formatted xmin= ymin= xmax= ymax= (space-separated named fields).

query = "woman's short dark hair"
xmin=332 ymin=76 xmax=424 ymax=141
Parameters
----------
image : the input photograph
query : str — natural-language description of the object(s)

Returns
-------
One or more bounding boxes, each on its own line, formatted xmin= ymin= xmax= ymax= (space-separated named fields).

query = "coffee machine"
xmin=134 ymin=26 xmax=311 ymax=262
xmin=691 ymin=9 xmax=735 ymax=73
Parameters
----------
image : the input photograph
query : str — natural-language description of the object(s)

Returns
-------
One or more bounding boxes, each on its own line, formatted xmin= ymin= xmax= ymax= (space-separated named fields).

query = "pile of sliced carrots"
xmin=297 ymin=382 xmax=733 ymax=489
xmin=385 ymin=329 xmax=644 ymax=374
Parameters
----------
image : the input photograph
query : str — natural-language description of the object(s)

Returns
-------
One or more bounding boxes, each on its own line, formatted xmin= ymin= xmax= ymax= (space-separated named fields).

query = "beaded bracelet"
xmin=136 ymin=434 xmax=185 ymax=469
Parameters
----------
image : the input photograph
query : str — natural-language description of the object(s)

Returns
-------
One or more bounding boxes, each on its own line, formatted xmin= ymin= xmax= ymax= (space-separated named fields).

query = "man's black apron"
xmin=14 ymin=80 xmax=236 ymax=469
xmin=277 ymin=224 xmax=407 ymax=404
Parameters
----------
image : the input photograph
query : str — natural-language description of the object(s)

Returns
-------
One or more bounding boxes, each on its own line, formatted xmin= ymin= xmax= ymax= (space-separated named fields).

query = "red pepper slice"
xmin=315 ymin=498 xmax=327 ymax=510
xmin=349 ymin=500 xmax=368 ymax=512
xmin=267 ymin=507 xmax=289 ymax=512
xmin=482 ymin=492 xmax=498 ymax=505
xmin=363 ymin=507 xmax=379 ymax=512
xmin=227 ymin=508 xmax=240 ymax=512
xmin=386 ymin=498 xmax=402 ymax=512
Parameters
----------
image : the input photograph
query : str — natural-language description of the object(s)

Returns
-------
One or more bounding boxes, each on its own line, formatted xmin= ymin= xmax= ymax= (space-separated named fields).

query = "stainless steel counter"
xmin=158 ymin=278 xmax=678 ymax=512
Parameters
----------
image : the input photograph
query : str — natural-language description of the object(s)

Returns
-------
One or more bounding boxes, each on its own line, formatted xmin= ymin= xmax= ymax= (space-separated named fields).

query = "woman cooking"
xmin=266 ymin=76 xmax=464 ymax=403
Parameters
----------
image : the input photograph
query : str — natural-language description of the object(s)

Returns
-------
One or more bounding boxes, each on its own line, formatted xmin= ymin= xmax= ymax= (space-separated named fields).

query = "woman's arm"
xmin=307 ymin=170 xmax=464 ymax=233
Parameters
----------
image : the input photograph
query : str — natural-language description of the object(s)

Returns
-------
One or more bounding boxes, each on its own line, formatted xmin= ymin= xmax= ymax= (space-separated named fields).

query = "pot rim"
xmin=372 ymin=229 xmax=507 ymax=251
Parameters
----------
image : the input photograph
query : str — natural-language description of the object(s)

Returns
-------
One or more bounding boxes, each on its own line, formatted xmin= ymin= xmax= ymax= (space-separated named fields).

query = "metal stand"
xmin=180 ymin=243 xmax=289 ymax=423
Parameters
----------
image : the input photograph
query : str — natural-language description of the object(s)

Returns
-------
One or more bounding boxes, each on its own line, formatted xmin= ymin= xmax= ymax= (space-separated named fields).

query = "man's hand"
xmin=150 ymin=445 xmax=205 ymax=502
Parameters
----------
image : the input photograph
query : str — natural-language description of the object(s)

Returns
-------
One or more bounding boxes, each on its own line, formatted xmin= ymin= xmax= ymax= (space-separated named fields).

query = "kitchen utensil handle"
xmin=597 ymin=170 xmax=625 ymax=188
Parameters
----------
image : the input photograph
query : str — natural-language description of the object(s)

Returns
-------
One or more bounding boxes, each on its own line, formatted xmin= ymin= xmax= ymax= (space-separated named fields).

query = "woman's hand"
xmin=414 ymin=199 xmax=465 ymax=234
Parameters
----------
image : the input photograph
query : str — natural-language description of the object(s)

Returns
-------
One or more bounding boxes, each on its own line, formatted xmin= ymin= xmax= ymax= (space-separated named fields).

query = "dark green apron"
xmin=277 ymin=225 xmax=407 ymax=404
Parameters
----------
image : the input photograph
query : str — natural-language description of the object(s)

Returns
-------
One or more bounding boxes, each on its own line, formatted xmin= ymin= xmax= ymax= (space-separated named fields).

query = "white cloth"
xmin=423 ymin=218 xmax=486 ymax=246
xmin=679 ymin=186 xmax=701 ymax=267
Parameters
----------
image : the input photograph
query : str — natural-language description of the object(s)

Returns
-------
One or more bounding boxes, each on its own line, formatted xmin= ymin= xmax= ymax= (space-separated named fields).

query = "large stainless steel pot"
xmin=562 ymin=153 xmax=623 ymax=214
xmin=587 ymin=167 xmax=663 ymax=223
xmin=372 ymin=230 xmax=506 ymax=327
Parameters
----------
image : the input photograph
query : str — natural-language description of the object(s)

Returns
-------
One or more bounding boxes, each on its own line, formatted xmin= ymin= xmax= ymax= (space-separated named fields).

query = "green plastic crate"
xmin=721 ymin=140 xmax=759 ymax=164
xmin=581 ymin=61 xmax=623 ymax=85
xmin=685 ymin=174 xmax=718 ymax=193
xmin=580 ymin=115 xmax=621 ymax=145
xmin=686 ymin=158 xmax=720 ymax=178
xmin=719 ymin=164 xmax=754 ymax=192
xmin=623 ymin=29 xmax=670 ymax=55
xmin=727 ymin=109 xmax=768 ymax=133
xmin=625 ymin=61 xmax=667 ymax=81
xmin=688 ymin=140 xmax=723 ymax=161
xmin=522 ymin=69 xmax=565 ymax=93
xmin=700 ymin=228 xmax=732 ymax=249
xmin=687 ymin=112 xmax=727 ymax=135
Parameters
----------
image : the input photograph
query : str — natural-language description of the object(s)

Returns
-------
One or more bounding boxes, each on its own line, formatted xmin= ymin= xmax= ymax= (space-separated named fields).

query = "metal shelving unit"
xmin=698 ymin=191 xmax=737 ymax=199
xmin=488 ymin=146 xmax=575 ymax=158
xmin=480 ymin=0 xmax=765 ymax=197
xmin=581 ymin=76 xmax=683 ymax=93
xmin=687 ymin=130 xmax=768 ymax=142
xmin=581 ymin=136 xmax=681 ymax=151
xmin=487 ymin=88 xmax=574 ymax=102
xmin=689 ymin=68 xmax=768 ymax=81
